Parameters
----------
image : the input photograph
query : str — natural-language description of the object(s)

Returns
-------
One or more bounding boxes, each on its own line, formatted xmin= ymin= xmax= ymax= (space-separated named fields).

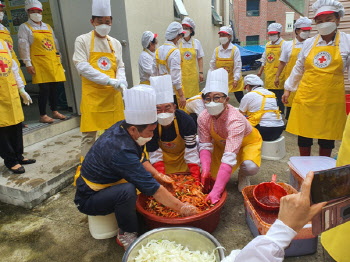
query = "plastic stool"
xmin=261 ymin=136 xmax=286 ymax=160
xmin=88 ymin=213 xmax=118 ymax=239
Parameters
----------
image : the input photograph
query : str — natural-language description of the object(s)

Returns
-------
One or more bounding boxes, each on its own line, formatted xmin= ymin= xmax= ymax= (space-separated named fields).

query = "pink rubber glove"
xmin=200 ymin=150 xmax=212 ymax=193
xmin=206 ymin=163 xmax=232 ymax=204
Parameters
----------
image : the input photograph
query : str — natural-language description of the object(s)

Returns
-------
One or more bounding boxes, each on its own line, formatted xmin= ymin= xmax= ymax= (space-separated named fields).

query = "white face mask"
xmin=135 ymin=130 xmax=152 ymax=146
xmin=95 ymin=24 xmax=111 ymax=37
xmin=205 ymin=102 xmax=225 ymax=116
xmin=269 ymin=35 xmax=278 ymax=43
xmin=0 ymin=12 xmax=4 ymax=21
xmin=157 ymin=112 xmax=175 ymax=126
xmin=299 ymin=31 xmax=310 ymax=40
xmin=30 ymin=13 xmax=42 ymax=23
xmin=316 ymin=22 xmax=337 ymax=36
xmin=219 ymin=37 xmax=229 ymax=45
xmin=184 ymin=30 xmax=191 ymax=38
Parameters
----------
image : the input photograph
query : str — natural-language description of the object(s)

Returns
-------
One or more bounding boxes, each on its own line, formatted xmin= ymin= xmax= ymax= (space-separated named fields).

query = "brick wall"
xmin=234 ymin=0 xmax=300 ymax=46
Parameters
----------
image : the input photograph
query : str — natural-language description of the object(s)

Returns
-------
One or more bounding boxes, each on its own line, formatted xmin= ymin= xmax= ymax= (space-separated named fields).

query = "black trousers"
xmin=285 ymin=107 xmax=291 ymax=120
xmin=298 ymin=136 xmax=335 ymax=149
xmin=75 ymin=183 xmax=139 ymax=233
xmin=38 ymin=82 xmax=58 ymax=115
xmin=268 ymin=89 xmax=285 ymax=114
xmin=255 ymin=124 xmax=284 ymax=141
xmin=234 ymin=91 xmax=244 ymax=103
xmin=0 ymin=123 xmax=24 ymax=168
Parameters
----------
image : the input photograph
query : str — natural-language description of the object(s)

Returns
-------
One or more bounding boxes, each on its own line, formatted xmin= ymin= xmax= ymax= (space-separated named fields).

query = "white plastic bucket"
xmin=88 ymin=213 xmax=118 ymax=239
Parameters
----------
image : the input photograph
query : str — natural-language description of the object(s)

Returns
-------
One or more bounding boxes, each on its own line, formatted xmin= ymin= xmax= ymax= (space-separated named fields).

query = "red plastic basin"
xmin=136 ymin=178 xmax=227 ymax=233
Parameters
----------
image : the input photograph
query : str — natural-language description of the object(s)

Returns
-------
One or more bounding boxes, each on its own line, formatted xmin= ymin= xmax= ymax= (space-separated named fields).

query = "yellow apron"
xmin=0 ymin=28 xmax=26 ymax=85
xmin=158 ymin=118 xmax=188 ymax=174
xmin=80 ymin=31 xmax=125 ymax=132
xmin=210 ymin=118 xmax=262 ymax=177
xmin=285 ymin=40 xmax=301 ymax=107
xmin=321 ymin=115 xmax=350 ymax=261
xmin=246 ymin=90 xmax=281 ymax=127
xmin=0 ymin=39 xmax=24 ymax=127
xmin=156 ymin=44 xmax=184 ymax=106
xmin=140 ymin=49 xmax=153 ymax=85
xmin=264 ymin=40 xmax=285 ymax=90
xmin=26 ymin=23 xmax=65 ymax=84
xmin=180 ymin=39 xmax=199 ymax=98
xmin=286 ymin=33 xmax=347 ymax=140
xmin=215 ymin=46 xmax=244 ymax=93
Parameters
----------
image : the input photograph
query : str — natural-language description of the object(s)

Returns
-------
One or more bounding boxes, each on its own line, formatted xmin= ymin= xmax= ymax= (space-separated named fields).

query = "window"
xmin=174 ymin=0 xmax=188 ymax=20
xmin=267 ymin=20 xmax=275 ymax=28
xmin=211 ymin=0 xmax=222 ymax=26
xmin=268 ymin=0 xmax=276 ymax=2
xmin=246 ymin=35 xmax=260 ymax=46
xmin=246 ymin=0 xmax=260 ymax=17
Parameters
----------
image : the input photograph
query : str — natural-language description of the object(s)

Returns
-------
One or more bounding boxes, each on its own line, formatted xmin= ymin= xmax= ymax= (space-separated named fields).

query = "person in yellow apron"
xmin=275 ymin=17 xmax=312 ymax=120
xmin=320 ymin=114 xmax=350 ymax=261
xmin=156 ymin=22 xmax=186 ymax=109
xmin=18 ymin=0 xmax=66 ymax=124
xmin=210 ymin=26 xmax=244 ymax=103
xmin=146 ymin=75 xmax=201 ymax=183
xmin=283 ymin=2 xmax=348 ymax=157
xmin=239 ymin=74 xmax=284 ymax=141
xmin=198 ymin=69 xmax=262 ymax=204
xmin=0 ymin=38 xmax=35 ymax=173
xmin=180 ymin=17 xmax=204 ymax=98
xmin=74 ymin=85 xmax=197 ymax=251
xmin=258 ymin=23 xmax=286 ymax=114
xmin=73 ymin=4 xmax=127 ymax=158
xmin=139 ymin=31 xmax=158 ymax=85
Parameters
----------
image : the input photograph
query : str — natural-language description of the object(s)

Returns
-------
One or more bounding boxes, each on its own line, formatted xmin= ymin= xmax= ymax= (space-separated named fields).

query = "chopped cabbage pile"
xmin=134 ymin=239 xmax=218 ymax=262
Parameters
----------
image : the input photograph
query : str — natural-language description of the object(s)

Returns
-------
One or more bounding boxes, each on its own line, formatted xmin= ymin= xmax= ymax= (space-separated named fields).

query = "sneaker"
xmin=238 ymin=174 xmax=250 ymax=192
xmin=117 ymin=230 xmax=138 ymax=251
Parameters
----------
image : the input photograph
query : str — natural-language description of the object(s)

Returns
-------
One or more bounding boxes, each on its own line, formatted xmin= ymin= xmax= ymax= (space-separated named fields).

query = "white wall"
xmin=125 ymin=0 xmax=221 ymax=85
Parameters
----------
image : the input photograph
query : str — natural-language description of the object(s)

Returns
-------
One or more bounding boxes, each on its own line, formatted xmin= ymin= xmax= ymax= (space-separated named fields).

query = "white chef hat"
xmin=0 ymin=1 xmax=5 ymax=7
xmin=218 ymin=25 xmax=233 ymax=36
xmin=204 ymin=69 xmax=229 ymax=96
xmin=92 ymin=0 xmax=111 ymax=17
xmin=150 ymin=75 xmax=174 ymax=105
xmin=294 ymin=17 xmax=313 ymax=30
xmin=25 ymin=0 xmax=42 ymax=12
xmin=312 ymin=0 xmax=345 ymax=18
xmin=141 ymin=31 xmax=157 ymax=49
xmin=123 ymin=85 xmax=157 ymax=125
xmin=182 ymin=17 xmax=196 ymax=31
xmin=268 ymin=23 xmax=283 ymax=34
xmin=165 ymin=22 xmax=185 ymax=40
xmin=244 ymin=74 xmax=264 ymax=87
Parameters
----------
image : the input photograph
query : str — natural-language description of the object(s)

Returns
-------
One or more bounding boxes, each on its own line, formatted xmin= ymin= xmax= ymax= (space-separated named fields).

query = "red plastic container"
xmin=346 ymin=94 xmax=350 ymax=115
xmin=253 ymin=174 xmax=288 ymax=211
xmin=136 ymin=177 xmax=227 ymax=233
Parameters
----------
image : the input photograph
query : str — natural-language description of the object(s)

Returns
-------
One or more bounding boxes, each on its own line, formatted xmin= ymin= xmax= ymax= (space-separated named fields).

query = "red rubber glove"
xmin=188 ymin=163 xmax=201 ymax=185
xmin=200 ymin=150 xmax=212 ymax=193
xmin=153 ymin=161 xmax=165 ymax=174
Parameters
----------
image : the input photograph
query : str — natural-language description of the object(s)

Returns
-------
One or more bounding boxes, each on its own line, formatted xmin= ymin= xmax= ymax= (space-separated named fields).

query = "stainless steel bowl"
xmin=122 ymin=227 xmax=225 ymax=262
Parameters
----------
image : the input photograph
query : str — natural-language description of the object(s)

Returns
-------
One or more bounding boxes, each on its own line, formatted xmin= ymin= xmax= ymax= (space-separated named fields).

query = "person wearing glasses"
xmin=198 ymin=69 xmax=262 ymax=204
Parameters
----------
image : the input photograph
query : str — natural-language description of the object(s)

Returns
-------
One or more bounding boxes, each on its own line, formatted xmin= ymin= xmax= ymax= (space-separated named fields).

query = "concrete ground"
xmin=0 ymin=93 xmax=340 ymax=262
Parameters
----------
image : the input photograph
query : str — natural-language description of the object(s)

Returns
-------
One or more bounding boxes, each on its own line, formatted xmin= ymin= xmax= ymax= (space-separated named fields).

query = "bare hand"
xmin=282 ymin=90 xmax=291 ymax=104
xmin=232 ymin=80 xmax=238 ymax=90
xmin=179 ymin=95 xmax=186 ymax=109
xmin=199 ymin=73 xmax=204 ymax=82
xmin=257 ymin=72 xmax=262 ymax=77
xmin=26 ymin=66 xmax=36 ymax=75
xmin=179 ymin=202 xmax=198 ymax=217
xmin=278 ymin=171 xmax=327 ymax=232
xmin=274 ymin=78 xmax=280 ymax=88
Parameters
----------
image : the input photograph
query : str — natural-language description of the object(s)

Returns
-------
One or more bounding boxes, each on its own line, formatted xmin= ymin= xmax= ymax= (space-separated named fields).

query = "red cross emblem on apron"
xmin=313 ymin=51 xmax=332 ymax=68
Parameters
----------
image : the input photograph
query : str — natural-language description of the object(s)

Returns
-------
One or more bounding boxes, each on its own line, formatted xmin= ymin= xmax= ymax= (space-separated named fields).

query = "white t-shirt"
xmin=180 ymin=38 xmax=204 ymax=59
xmin=239 ymin=87 xmax=284 ymax=127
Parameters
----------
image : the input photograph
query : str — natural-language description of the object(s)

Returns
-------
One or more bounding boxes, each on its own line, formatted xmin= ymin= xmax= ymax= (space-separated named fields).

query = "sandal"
xmin=9 ymin=165 xmax=25 ymax=174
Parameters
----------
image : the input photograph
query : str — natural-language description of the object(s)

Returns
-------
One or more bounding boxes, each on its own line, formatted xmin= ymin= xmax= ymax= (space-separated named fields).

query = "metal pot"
xmin=122 ymin=227 xmax=225 ymax=262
